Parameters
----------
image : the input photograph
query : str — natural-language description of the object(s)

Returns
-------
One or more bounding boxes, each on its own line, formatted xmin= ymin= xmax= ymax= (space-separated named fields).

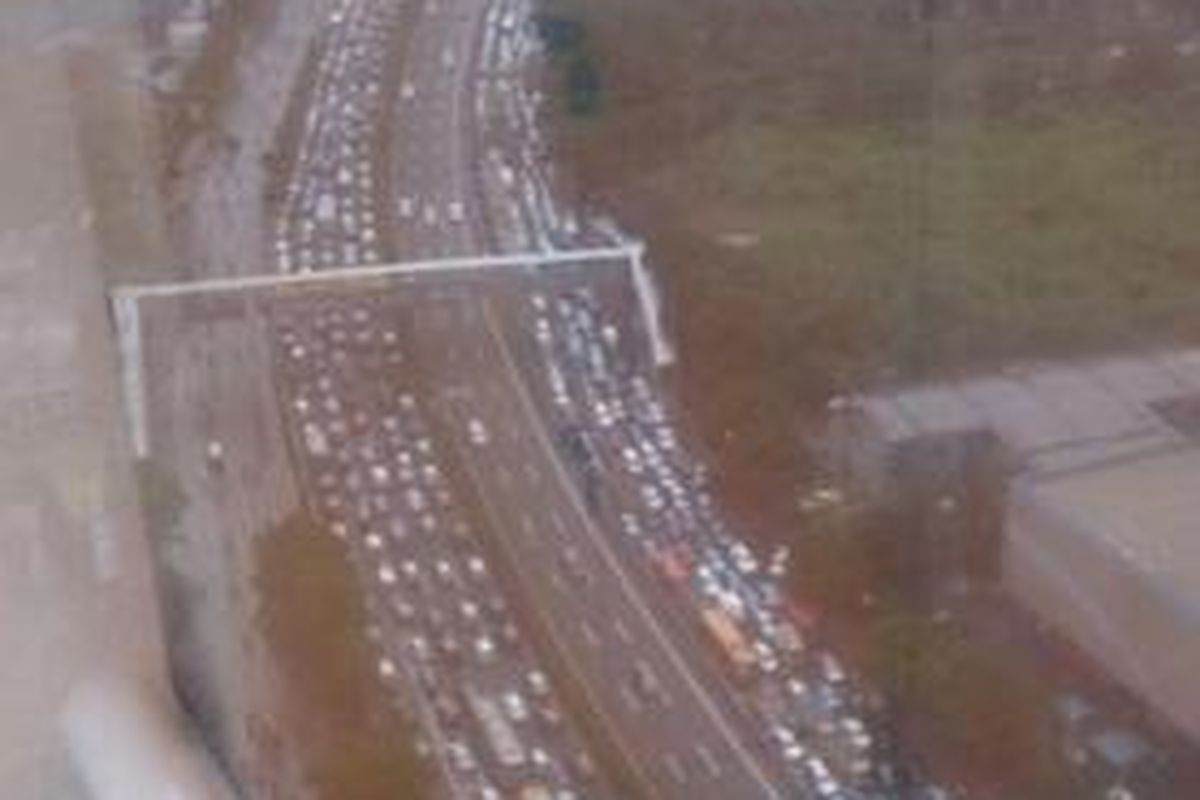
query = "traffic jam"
xmin=271 ymin=0 xmax=401 ymax=276
xmin=268 ymin=294 xmax=610 ymax=800
xmin=515 ymin=279 xmax=952 ymax=800
xmin=262 ymin=1 xmax=613 ymax=798
xmin=259 ymin=0 xmax=950 ymax=794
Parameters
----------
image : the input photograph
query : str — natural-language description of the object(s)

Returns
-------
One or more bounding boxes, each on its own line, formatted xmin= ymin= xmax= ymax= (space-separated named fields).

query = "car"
xmin=574 ymin=750 xmax=597 ymax=781
xmin=560 ymin=546 xmax=586 ymax=578
xmin=730 ymin=542 xmax=759 ymax=574
xmin=631 ymin=661 xmax=662 ymax=701
xmin=783 ymin=742 xmax=806 ymax=762
xmin=392 ymin=600 xmax=416 ymax=622
xmin=501 ymin=690 xmax=530 ymax=722
xmin=527 ymin=670 xmax=550 ymax=697
xmin=447 ymin=740 xmax=477 ymax=772
xmin=448 ymin=201 xmax=465 ymax=222
xmin=474 ymin=636 xmax=496 ymax=662
xmin=315 ymin=192 xmax=337 ymax=223
xmin=535 ymin=317 xmax=552 ymax=343
xmin=753 ymin=640 xmax=779 ymax=674
xmin=439 ymin=633 xmax=461 ymax=658
xmin=410 ymin=635 xmax=431 ymax=660
xmin=539 ymin=703 xmax=562 ymax=727
xmin=820 ymin=651 xmax=847 ymax=684
xmin=810 ymin=765 xmax=840 ymax=797
xmin=468 ymin=418 xmax=490 ymax=446
xmin=641 ymin=484 xmax=665 ymax=512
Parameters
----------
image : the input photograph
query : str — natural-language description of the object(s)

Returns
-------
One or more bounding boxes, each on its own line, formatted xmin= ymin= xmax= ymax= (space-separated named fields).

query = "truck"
xmin=700 ymin=606 xmax=755 ymax=675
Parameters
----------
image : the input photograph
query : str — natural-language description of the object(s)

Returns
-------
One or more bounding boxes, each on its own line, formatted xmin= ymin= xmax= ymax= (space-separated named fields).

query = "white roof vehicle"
xmin=468 ymin=418 xmax=490 ymax=446
xmin=315 ymin=192 xmax=337 ymax=223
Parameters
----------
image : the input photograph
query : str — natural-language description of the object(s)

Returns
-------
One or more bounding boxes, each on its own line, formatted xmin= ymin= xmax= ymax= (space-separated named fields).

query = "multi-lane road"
xmin=416 ymin=291 xmax=786 ymax=799
xmin=192 ymin=0 xmax=950 ymax=797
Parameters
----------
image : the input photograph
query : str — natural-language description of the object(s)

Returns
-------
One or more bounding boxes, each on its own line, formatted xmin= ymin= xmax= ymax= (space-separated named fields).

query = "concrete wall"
xmin=0 ymin=1 xmax=227 ymax=795
xmin=1004 ymin=482 xmax=1200 ymax=745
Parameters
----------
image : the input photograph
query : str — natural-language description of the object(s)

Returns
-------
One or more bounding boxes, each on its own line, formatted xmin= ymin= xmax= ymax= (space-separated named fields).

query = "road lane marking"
xmin=619 ymin=684 xmax=643 ymax=714
xmin=697 ymin=744 xmax=722 ymax=778
xmin=665 ymin=753 xmax=687 ymax=784
xmin=480 ymin=300 xmax=782 ymax=800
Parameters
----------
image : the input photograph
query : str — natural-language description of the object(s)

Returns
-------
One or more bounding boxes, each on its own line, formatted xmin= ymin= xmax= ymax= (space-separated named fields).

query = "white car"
xmin=447 ymin=201 xmax=465 ymax=223
xmin=501 ymin=690 xmax=530 ymax=722
xmin=315 ymin=192 xmax=337 ymax=223
xmin=527 ymin=670 xmax=550 ymax=697
xmin=535 ymin=317 xmax=552 ymax=343
xmin=474 ymin=636 xmax=496 ymax=662
xmin=468 ymin=418 xmax=490 ymax=446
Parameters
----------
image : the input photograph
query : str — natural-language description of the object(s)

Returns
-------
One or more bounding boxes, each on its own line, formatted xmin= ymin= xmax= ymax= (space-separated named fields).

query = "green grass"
xmin=670 ymin=115 xmax=1200 ymax=376
xmin=544 ymin=0 xmax=1200 ymax=389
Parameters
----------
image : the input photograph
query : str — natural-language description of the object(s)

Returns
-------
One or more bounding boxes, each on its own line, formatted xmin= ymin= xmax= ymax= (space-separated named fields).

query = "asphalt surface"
xmin=413 ymin=291 xmax=786 ymax=799
xmin=256 ymin=0 xmax=884 ymax=797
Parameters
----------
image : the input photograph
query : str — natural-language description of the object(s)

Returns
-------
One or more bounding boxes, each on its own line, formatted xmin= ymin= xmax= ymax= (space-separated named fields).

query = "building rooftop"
xmin=1015 ymin=446 xmax=1200 ymax=610
xmin=849 ymin=350 xmax=1200 ymax=475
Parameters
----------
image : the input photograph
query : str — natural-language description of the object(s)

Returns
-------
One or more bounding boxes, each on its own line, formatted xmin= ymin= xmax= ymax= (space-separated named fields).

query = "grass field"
xmin=254 ymin=515 xmax=431 ymax=799
xmin=538 ymin=1 xmax=1200 ymax=794
xmin=540 ymin=0 xmax=1200 ymax=530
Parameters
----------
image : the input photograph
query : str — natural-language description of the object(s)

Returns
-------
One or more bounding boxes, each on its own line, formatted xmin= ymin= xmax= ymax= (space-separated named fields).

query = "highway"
xmin=414 ymin=293 xmax=784 ymax=799
xmin=246 ymin=0 xmax=907 ymax=797
xmin=378 ymin=0 xmax=791 ymax=795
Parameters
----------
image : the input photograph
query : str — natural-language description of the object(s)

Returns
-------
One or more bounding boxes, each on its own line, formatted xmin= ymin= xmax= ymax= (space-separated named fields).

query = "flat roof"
xmin=1021 ymin=446 xmax=1200 ymax=605
xmin=849 ymin=350 xmax=1200 ymax=469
